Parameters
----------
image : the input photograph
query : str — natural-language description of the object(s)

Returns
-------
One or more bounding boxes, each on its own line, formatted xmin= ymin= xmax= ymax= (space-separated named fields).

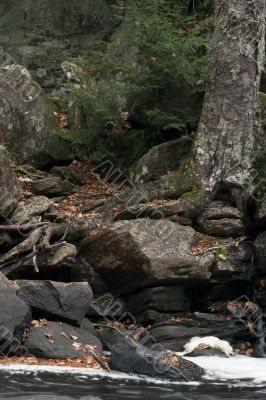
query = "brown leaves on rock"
xmin=0 ymin=354 xmax=110 ymax=370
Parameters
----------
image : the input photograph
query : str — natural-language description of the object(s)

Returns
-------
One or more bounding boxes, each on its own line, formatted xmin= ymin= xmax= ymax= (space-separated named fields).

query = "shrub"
xmin=59 ymin=0 xmax=213 ymax=167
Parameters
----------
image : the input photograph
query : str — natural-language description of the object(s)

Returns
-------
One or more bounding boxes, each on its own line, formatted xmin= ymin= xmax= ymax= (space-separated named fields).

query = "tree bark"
xmin=195 ymin=0 xmax=265 ymax=196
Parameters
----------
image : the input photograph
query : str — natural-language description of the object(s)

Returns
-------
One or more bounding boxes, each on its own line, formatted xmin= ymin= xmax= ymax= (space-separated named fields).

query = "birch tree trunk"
xmin=195 ymin=0 xmax=265 ymax=198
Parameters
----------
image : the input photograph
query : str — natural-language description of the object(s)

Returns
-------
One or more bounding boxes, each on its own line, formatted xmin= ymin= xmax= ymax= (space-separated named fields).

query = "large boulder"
xmin=143 ymin=312 xmax=251 ymax=352
xmin=129 ymin=137 xmax=193 ymax=184
xmin=80 ymin=219 xmax=215 ymax=295
xmin=0 ymin=66 xmax=72 ymax=167
xmin=31 ymin=176 xmax=74 ymax=197
xmin=127 ymin=286 xmax=190 ymax=317
xmin=10 ymin=196 xmax=53 ymax=224
xmin=109 ymin=337 xmax=204 ymax=381
xmin=196 ymin=201 xmax=245 ymax=237
xmin=0 ymin=1 xmax=116 ymax=89
xmin=0 ymin=273 xmax=31 ymax=344
xmin=25 ymin=321 xmax=102 ymax=359
xmin=16 ymin=280 xmax=93 ymax=326
xmin=0 ymin=146 xmax=18 ymax=216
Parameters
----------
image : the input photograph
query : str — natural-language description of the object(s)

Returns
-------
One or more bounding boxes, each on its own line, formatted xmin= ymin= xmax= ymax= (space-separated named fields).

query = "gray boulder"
xmin=127 ymin=286 xmax=190 ymax=316
xmin=129 ymin=137 xmax=193 ymax=184
xmin=144 ymin=312 xmax=250 ymax=352
xmin=80 ymin=219 xmax=215 ymax=294
xmin=109 ymin=337 xmax=204 ymax=381
xmin=51 ymin=165 xmax=85 ymax=186
xmin=31 ymin=177 xmax=74 ymax=197
xmin=0 ymin=66 xmax=72 ymax=167
xmin=0 ymin=273 xmax=31 ymax=344
xmin=0 ymin=1 xmax=116 ymax=89
xmin=10 ymin=196 xmax=53 ymax=224
xmin=25 ymin=321 xmax=102 ymax=359
xmin=197 ymin=201 xmax=245 ymax=237
xmin=17 ymin=280 xmax=92 ymax=326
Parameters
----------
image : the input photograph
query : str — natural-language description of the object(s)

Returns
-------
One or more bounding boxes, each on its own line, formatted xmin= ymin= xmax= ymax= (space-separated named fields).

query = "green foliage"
xmin=218 ymin=247 xmax=228 ymax=261
xmin=60 ymin=0 xmax=213 ymax=166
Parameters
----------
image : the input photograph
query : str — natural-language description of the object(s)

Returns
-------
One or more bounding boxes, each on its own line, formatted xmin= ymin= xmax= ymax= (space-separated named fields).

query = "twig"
xmin=191 ymin=236 xmax=252 ymax=256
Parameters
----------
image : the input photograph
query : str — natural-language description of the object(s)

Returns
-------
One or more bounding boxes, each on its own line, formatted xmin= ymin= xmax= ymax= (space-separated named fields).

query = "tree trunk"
xmin=103 ymin=0 xmax=266 ymax=220
xmin=195 ymin=0 xmax=265 ymax=197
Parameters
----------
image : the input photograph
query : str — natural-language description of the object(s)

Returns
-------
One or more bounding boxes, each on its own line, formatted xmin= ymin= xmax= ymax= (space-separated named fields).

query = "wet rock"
xmin=127 ymin=286 xmax=190 ymax=316
xmin=129 ymin=137 xmax=193 ymax=184
xmin=0 ymin=273 xmax=31 ymax=343
xmin=186 ymin=348 xmax=228 ymax=357
xmin=10 ymin=196 xmax=53 ymax=224
xmin=25 ymin=321 xmax=102 ymax=359
xmin=254 ymin=232 xmax=266 ymax=274
xmin=0 ymin=146 xmax=18 ymax=216
xmin=16 ymin=280 xmax=92 ymax=326
xmin=51 ymin=166 xmax=85 ymax=186
xmin=31 ymin=177 xmax=74 ymax=197
xmin=0 ymin=66 xmax=72 ymax=167
xmin=197 ymin=202 xmax=244 ymax=237
xmin=81 ymin=219 xmax=215 ymax=295
xmin=109 ymin=337 xmax=204 ymax=381
xmin=98 ymin=327 xmax=127 ymax=351
xmin=144 ymin=312 xmax=250 ymax=352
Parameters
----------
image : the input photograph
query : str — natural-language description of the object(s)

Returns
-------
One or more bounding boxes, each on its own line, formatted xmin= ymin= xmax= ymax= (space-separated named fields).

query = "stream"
xmin=0 ymin=356 xmax=266 ymax=399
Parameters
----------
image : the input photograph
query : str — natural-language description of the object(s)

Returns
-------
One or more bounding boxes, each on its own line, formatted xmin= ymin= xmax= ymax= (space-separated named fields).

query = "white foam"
xmin=181 ymin=336 xmax=233 ymax=357
xmin=0 ymin=364 xmax=199 ymax=386
xmin=187 ymin=355 xmax=266 ymax=385
xmin=1 ymin=356 xmax=266 ymax=388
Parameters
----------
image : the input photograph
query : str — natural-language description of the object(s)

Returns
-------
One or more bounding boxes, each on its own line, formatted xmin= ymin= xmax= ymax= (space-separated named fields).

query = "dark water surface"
xmin=0 ymin=357 xmax=266 ymax=400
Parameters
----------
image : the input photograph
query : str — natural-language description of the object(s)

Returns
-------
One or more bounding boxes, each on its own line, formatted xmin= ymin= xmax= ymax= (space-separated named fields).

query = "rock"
xmin=10 ymin=196 xmax=53 ymax=224
xmin=194 ymin=277 xmax=251 ymax=311
xmin=81 ymin=200 xmax=105 ymax=214
xmin=129 ymin=137 xmax=193 ymax=184
xmin=254 ymin=232 xmax=266 ymax=274
xmin=80 ymin=219 xmax=215 ymax=295
xmin=98 ymin=327 xmax=126 ymax=351
xmin=0 ymin=146 xmax=18 ymax=216
xmin=16 ymin=280 xmax=92 ymax=326
xmin=86 ymin=295 xmax=127 ymax=319
xmin=51 ymin=166 xmax=85 ymax=186
xmin=212 ymin=242 xmax=252 ymax=277
xmin=0 ymin=273 xmax=31 ymax=345
xmin=114 ymin=200 xmax=192 ymax=222
xmin=0 ymin=1 xmax=117 ymax=90
xmin=25 ymin=321 xmax=102 ymax=359
xmin=80 ymin=318 xmax=95 ymax=334
xmin=36 ymin=242 xmax=77 ymax=269
xmin=0 ymin=66 xmax=72 ymax=167
xmin=109 ymin=337 xmax=204 ymax=381
xmin=197 ymin=202 xmax=245 ymax=237
xmin=186 ymin=348 xmax=228 ymax=357
xmin=144 ymin=312 xmax=250 ymax=352
xmin=127 ymin=286 xmax=190 ymax=316
xmin=31 ymin=177 xmax=74 ymax=197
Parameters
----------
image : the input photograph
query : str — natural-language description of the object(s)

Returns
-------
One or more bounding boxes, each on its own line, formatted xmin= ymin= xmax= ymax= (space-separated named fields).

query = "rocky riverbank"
xmin=0 ymin=64 xmax=265 ymax=380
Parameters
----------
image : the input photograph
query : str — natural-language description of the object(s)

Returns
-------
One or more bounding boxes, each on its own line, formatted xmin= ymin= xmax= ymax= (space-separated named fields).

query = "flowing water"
xmin=0 ymin=356 xmax=266 ymax=399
